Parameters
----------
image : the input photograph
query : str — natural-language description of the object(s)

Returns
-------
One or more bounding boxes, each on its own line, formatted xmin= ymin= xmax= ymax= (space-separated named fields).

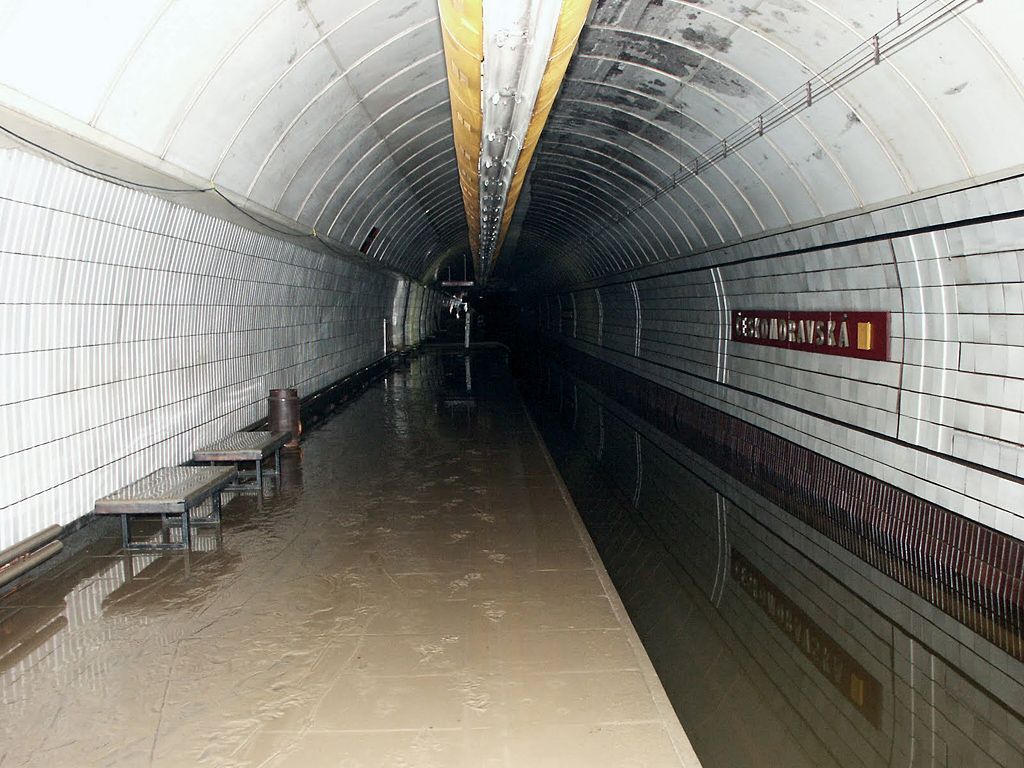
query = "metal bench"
xmin=192 ymin=431 xmax=290 ymax=493
xmin=94 ymin=466 xmax=236 ymax=550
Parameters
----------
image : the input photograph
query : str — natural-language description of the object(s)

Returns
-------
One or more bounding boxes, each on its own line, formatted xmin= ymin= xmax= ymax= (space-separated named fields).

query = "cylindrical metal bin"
xmin=268 ymin=388 xmax=302 ymax=447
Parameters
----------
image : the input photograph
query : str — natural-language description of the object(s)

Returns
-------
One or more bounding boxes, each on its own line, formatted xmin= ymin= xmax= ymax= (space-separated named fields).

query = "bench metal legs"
xmin=118 ymin=498 xmax=219 ymax=551
xmin=220 ymin=452 xmax=283 ymax=494
xmin=180 ymin=507 xmax=191 ymax=550
xmin=120 ymin=513 xmax=188 ymax=550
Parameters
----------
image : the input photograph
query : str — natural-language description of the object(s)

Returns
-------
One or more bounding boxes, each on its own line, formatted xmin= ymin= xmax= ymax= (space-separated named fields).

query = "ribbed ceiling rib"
xmin=0 ymin=0 xmax=1021 ymax=287
xmin=499 ymin=0 xmax=1024 ymax=286
xmin=0 ymin=0 xmax=468 ymax=279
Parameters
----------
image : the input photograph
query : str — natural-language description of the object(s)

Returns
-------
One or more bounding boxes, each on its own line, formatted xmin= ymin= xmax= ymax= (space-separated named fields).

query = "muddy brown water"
xmin=0 ymin=351 xmax=697 ymax=768
xmin=524 ymin=360 xmax=1024 ymax=768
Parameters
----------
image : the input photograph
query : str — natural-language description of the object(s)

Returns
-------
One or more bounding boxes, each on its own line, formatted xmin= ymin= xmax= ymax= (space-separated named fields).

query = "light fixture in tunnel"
xmin=439 ymin=0 xmax=590 ymax=284
xmin=477 ymin=1 xmax=560 ymax=276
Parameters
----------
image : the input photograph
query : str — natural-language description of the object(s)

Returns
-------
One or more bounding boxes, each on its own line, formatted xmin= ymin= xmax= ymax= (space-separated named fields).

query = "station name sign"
xmin=731 ymin=310 xmax=888 ymax=361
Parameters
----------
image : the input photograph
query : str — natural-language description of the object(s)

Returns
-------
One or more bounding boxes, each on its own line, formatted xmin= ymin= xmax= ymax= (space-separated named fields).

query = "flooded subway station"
xmin=0 ymin=351 xmax=698 ymax=766
xmin=3 ymin=347 xmax=1021 ymax=767
xmin=522 ymin=353 xmax=1024 ymax=768
xmin=2 ymin=0 xmax=1024 ymax=766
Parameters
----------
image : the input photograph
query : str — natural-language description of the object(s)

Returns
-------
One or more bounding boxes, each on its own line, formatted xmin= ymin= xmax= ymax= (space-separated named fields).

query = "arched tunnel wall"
xmin=0 ymin=0 xmax=1019 ymax=574
xmin=0 ymin=147 xmax=443 ymax=548
xmin=531 ymin=171 xmax=1024 ymax=547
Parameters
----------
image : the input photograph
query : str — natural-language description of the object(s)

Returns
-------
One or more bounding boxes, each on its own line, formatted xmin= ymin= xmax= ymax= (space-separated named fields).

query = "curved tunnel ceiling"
xmin=0 ymin=0 xmax=467 ymax=279
xmin=0 ymin=0 xmax=1021 ymax=287
xmin=500 ymin=0 xmax=1024 ymax=286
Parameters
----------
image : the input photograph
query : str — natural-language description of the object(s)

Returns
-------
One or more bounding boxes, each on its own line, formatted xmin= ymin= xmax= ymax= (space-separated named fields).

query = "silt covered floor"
xmin=0 ymin=349 xmax=697 ymax=767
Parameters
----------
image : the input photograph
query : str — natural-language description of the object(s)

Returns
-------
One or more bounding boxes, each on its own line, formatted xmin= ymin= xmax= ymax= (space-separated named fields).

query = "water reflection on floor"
xmin=0 ymin=350 xmax=696 ymax=767
xmin=523 ymin=364 xmax=1024 ymax=768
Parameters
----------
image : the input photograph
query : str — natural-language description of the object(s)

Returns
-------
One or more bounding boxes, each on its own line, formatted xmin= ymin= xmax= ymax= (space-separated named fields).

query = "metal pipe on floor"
xmin=0 ymin=540 xmax=63 ymax=589
xmin=0 ymin=524 xmax=61 ymax=570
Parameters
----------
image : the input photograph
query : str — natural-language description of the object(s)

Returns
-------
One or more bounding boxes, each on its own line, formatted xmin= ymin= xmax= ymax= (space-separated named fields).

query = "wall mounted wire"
xmin=550 ymin=0 xmax=986 ymax=250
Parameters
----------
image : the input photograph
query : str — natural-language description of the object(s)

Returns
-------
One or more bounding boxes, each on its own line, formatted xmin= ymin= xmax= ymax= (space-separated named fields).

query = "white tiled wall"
xmin=541 ymin=174 xmax=1024 ymax=542
xmin=0 ymin=148 xmax=433 ymax=550
xmin=575 ymin=377 xmax=1023 ymax=767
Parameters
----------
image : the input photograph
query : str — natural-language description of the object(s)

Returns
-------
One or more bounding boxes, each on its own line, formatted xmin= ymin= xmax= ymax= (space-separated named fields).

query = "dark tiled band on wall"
xmin=530 ymin=337 xmax=1024 ymax=661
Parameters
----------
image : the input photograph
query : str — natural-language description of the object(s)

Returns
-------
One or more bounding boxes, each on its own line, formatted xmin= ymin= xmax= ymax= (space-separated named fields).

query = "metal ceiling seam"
xmin=344 ymin=146 xmax=459 ymax=248
xmin=537 ymin=128 xmax=690 ymax=209
xmin=515 ymin=203 xmax=600 ymax=251
xmin=535 ymin=205 xmax=664 ymax=273
xmin=582 ymin=24 xmax=866 ymax=207
xmin=362 ymin=193 xmax=458 ymax=274
xmin=294 ymin=78 xmax=449 ymax=219
xmin=533 ymin=164 xmax=678 ymax=255
xmin=321 ymin=159 xmax=417 ymax=246
xmin=528 ymin=174 xmax=667 ymax=261
xmin=528 ymin=162 xmax=983 ymax=290
xmin=344 ymin=148 xmax=456 ymax=244
xmin=299 ymin=60 xmax=450 ymax=231
xmin=558 ymin=245 xmax=600 ymax=280
xmin=209 ymin=8 xmax=437 ymax=180
xmin=88 ymin=0 xmax=176 ymax=127
xmin=354 ymin=184 xmax=447 ymax=270
xmin=327 ymin=135 xmax=455 ymax=241
xmin=337 ymin=129 xmax=455 ymax=236
xmin=538 ymin=127 xmax=722 ymax=244
xmin=527 ymin=237 xmax=593 ymax=281
xmin=244 ymin=47 xmax=444 ymax=198
xmin=548 ymin=101 xmax=749 ymax=237
xmin=303 ymin=76 xmax=449 ymax=222
xmin=159 ymin=0 xmax=308 ymax=157
xmin=516 ymin=222 xmax=615 ymax=276
xmin=428 ymin=230 xmax=469 ymax=257
xmin=378 ymin=166 xmax=464 ymax=231
xmin=525 ymin=186 xmax=639 ymax=247
xmin=518 ymin=215 xmax=620 ymax=277
xmin=567 ymin=69 xmax=800 ymax=225
xmin=803 ymin=0 xmax=967 ymax=183
xmin=528 ymin=143 xmax=688 ymax=247
xmin=329 ymin=153 xmax=454 ymax=249
xmin=334 ymin=132 xmax=457 ymax=228
xmin=399 ymin=228 xmax=464 ymax=276
xmin=587 ymin=16 xmax=905 ymax=192
xmin=375 ymin=195 xmax=465 ymax=268
xmin=274 ymin=96 xmax=450 ymax=210
xmin=380 ymin=189 xmax=464 ymax=249
xmin=525 ymin=198 xmax=645 ymax=268
xmin=953 ymin=11 xmax=1024 ymax=103
xmin=554 ymin=94 xmax=766 ymax=232
xmin=537 ymin=163 xmax=683 ymax=256
xmin=368 ymin=177 xmax=463 ymax=250
xmin=700 ymin=0 xmax=914 ymax=190
xmin=536 ymin=150 xmax=687 ymax=240
xmin=538 ymin=126 xmax=793 ymax=265
xmin=519 ymin=201 xmax=618 ymax=258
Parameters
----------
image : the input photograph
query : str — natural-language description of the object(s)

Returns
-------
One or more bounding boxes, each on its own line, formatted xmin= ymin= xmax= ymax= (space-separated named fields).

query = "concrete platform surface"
xmin=0 ymin=350 xmax=700 ymax=768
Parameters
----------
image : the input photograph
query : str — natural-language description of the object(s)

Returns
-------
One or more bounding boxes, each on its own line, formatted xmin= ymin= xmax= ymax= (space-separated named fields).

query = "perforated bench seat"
xmin=94 ymin=466 xmax=237 ymax=550
xmin=192 ymin=431 xmax=290 ymax=492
